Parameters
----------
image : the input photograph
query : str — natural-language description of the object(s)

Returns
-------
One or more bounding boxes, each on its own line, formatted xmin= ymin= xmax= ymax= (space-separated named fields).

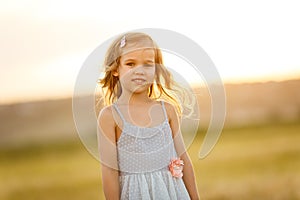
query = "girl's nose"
xmin=134 ymin=66 xmax=145 ymax=75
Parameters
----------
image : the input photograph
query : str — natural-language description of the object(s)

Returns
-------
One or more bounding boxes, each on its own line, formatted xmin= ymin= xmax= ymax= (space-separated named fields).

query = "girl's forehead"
xmin=120 ymin=38 xmax=155 ymax=55
xmin=121 ymin=48 xmax=155 ymax=60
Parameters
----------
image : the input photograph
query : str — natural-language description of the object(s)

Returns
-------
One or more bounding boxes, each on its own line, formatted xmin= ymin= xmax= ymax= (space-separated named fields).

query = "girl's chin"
xmin=121 ymin=82 xmax=152 ymax=94
xmin=131 ymin=88 xmax=148 ymax=94
xmin=130 ymin=85 xmax=150 ymax=93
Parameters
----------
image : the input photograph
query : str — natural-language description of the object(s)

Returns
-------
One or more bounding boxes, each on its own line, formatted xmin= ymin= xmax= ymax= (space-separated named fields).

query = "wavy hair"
xmin=95 ymin=32 xmax=194 ymax=117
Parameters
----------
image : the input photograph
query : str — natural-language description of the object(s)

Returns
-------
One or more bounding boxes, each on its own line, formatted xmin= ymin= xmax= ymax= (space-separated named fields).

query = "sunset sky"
xmin=1 ymin=0 xmax=300 ymax=104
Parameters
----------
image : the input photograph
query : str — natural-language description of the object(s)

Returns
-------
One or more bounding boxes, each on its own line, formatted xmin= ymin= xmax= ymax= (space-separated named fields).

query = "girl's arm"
xmin=180 ymin=151 xmax=200 ymax=200
xmin=97 ymin=106 xmax=120 ymax=200
xmin=166 ymin=103 xmax=200 ymax=200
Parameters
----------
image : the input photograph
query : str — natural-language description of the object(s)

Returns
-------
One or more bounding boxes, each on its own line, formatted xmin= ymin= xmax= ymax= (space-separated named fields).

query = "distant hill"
xmin=224 ymin=79 xmax=300 ymax=125
xmin=0 ymin=98 xmax=78 ymax=147
xmin=0 ymin=79 xmax=299 ymax=147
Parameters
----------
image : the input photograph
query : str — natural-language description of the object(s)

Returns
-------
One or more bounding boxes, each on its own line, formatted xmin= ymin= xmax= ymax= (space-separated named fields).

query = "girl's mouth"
xmin=132 ymin=78 xmax=146 ymax=85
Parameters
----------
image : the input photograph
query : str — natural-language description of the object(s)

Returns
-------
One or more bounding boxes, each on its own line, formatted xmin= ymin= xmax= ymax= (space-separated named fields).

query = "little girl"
xmin=97 ymin=32 xmax=199 ymax=200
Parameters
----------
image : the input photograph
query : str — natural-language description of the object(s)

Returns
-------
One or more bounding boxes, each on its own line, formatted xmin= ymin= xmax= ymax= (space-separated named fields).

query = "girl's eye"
xmin=126 ymin=63 xmax=134 ymax=67
xmin=144 ymin=64 xmax=155 ymax=67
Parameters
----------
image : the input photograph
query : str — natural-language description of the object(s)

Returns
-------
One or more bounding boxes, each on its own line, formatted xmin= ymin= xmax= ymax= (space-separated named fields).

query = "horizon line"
xmin=1 ymin=76 xmax=299 ymax=106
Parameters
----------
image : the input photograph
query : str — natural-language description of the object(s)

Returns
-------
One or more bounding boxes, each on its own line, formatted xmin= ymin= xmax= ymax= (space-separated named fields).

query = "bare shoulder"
xmin=97 ymin=105 xmax=116 ymax=140
xmin=162 ymin=101 xmax=178 ymax=121
xmin=98 ymin=105 xmax=114 ymax=122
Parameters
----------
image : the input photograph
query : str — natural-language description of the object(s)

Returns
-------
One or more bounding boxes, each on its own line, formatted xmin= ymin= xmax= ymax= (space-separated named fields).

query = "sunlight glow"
xmin=1 ymin=0 xmax=300 ymax=104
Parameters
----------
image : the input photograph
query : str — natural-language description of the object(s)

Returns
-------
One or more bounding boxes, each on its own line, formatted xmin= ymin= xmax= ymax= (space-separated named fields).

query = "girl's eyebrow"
xmin=145 ymin=59 xmax=154 ymax=63
xmin=123 ymin=58 xmax=154 ymax=62
xmin=123 ymin=58 xmax=136 ymax=62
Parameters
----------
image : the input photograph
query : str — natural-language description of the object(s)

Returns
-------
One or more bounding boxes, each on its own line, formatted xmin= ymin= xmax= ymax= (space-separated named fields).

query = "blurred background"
xmin=1 ymin=0 xmax=300 ymax=199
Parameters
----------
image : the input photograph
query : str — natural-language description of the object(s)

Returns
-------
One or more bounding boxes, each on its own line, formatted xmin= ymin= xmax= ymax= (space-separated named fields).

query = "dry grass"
xmin=0 ymin=121 xmax=299 ymax=200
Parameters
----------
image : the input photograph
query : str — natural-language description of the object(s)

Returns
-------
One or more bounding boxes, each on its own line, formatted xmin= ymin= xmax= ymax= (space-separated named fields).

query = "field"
xmin=1 ymin=120 xmax=299 ymax=200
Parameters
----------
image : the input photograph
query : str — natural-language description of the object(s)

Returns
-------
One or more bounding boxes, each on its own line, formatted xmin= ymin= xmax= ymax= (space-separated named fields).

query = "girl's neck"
xmin=117 ymin=91 xmax=152 ymax=105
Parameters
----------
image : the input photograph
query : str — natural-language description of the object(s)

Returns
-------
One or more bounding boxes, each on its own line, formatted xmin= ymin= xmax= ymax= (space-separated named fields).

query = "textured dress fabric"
xmin=113 ymin=101 xmax=191 ymax=200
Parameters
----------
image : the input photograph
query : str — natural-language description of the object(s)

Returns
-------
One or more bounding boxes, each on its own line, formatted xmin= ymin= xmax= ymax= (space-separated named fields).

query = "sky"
xmin=0 ymin=0 xmax=300 ymax=104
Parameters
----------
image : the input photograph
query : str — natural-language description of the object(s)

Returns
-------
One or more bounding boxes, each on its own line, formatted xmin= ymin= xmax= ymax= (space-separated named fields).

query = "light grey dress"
xmin=113 ymin=101 xmax=191 ymax=200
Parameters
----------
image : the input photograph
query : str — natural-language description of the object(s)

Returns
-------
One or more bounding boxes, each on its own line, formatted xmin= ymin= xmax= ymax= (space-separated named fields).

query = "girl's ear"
xmin=112 ymin=71 xmax=119 ymax=77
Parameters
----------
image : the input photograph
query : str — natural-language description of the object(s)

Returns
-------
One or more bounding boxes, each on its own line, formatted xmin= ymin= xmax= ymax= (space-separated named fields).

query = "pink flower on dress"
xmin=168 ymin=158 xmax=184 ymax=178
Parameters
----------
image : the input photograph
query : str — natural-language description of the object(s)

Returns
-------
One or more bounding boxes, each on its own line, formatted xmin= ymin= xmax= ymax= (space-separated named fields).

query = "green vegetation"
xmin=1 ymin=121 xmax=299 ymax=200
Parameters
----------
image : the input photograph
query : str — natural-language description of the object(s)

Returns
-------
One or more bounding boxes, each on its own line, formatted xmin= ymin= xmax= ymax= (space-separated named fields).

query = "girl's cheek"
xmin=145 ymin=67 xmax=155 ymax=74
xmin=119 ymin=67 xmax=133 ymax=78
xmin=151 ymin=69 xmax=156 ymax=77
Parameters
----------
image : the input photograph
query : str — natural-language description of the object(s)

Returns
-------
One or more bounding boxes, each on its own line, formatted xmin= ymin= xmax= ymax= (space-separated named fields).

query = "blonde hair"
xmin=95 ymin=32 xmax=193 ymax=117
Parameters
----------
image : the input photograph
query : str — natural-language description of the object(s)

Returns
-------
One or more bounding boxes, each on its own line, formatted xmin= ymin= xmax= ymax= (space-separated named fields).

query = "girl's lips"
xmin=132 ymin=78 xmax=146 ymax=85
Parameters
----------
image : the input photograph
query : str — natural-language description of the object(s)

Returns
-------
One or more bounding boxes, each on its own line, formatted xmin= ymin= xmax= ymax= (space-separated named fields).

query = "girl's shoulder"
xmin=99 ymin=104 xmax=113 ymax=116
xmin=98 ymin=105 xmax=116 ymax=125
xmin=161 ymin=100 xmax=173 ymax=109
xmin=97 ymin=105 xmax=118 ymax=143
xmin=160 ymin=100 xmax=178 ymax=120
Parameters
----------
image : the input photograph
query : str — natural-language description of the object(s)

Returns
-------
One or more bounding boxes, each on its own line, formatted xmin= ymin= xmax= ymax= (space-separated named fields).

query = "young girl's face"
xmin=117 ymin=48 xmax=156 ymax=94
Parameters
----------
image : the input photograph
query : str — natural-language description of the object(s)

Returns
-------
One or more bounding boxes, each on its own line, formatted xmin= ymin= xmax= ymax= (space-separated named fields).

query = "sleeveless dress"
xmin=113 ymin=101 xmax=191 ymax=200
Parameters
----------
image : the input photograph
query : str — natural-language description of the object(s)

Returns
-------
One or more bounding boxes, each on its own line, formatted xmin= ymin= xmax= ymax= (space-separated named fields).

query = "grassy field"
xmin=0 ymin=120 xmax=299 ymax=200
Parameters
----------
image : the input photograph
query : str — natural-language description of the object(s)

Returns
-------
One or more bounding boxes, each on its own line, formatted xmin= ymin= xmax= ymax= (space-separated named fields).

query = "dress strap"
xmin=161 ymin=101 xmax=168 ymax=120
xmin=113 ymin=103 xmax=126 ymax=123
